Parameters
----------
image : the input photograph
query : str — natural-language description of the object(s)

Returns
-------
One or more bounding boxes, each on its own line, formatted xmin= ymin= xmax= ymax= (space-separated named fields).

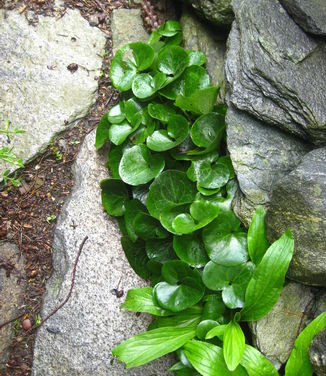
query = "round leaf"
xmin=202 ymin=295 xmax=226 ymax=323
xmin=203 ymin=261 xmax=242 ymax=291
xmin=157 ymin=20 xmax=181 ymax=37
xmin=132 ymin=72 xmax=166 ymax=99
xmin=157 ymin=46 xmax=189 ymax=76
xmin=197 ymin=160 xmax=230 ymax=189
xmin=107 ymin=103 xmax=125 ymax=124
xmin=146 ymin=238 xmax=176 ymax=263
xmin=173 ymin=232 xmax=208 ymax=267
xmin=108 ymin=121 xmax=137 ymax=146
xmin=119 ymin=145 xmax=165 ymax=186
xmin=100 ymin=178 xmax=129 ymax=216
xmin=127 ymin=42 xmax=155 ymax=71
xmin=148 ymin=103 xmax=176 ymax=123
xmin=134 ymin=212 xmax=169 ymax=240
xmin=187 ymin=50 xmax=206 ymax=66
xmin=109 ymin=48 xmax=137 ymax=91
xmin=196 ymin=320 xmax=219 ymax=340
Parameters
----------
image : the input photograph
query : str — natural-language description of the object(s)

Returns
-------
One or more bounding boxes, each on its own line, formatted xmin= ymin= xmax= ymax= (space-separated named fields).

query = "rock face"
xmin=181 ymin=7 xmax=227 ymax=88
xmin=0 ymin=242 xmax=26 ymax=369
xmin=225 ymin=0 xmax=326 ymax=145
xmin=280 ymin=0 xmax=326 ymax=36
xmin=309 ymin=328 xmax=326 ymax=376
xmin=111 ymin=9 xmax=148 ymax=53
xmin=226 ymin=105 xmax=310 ymax=226
xmin=32 ymin=131 xmax=173 ymax=375
xmin=266 ymin=148 xmax=326 ymax=286
xmin=250 ymin=282 xmax=314 ymax=369
xmin=183 ymin=0 xmax=234 ymax=27
xmin=0 ymin=9 xmax=106 ymax=175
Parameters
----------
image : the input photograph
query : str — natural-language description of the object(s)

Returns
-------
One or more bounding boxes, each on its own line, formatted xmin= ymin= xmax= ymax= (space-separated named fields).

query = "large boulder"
xmin=280 ymin=0 xmax=326 ymax=37
xmin=225 ymin=0 xmax=326 ymax=145
xmin=250 ymin=282 xmax=314 ymax=369
xmin=183 ymin=0 xmax=234 ymax=27
xmin=226 ymin=105 xmax=310 ymax=226
xmin=266 ymin=148 xmax=326 ymax=286
xmin=0 ymin=9 xmax=106 ymax=175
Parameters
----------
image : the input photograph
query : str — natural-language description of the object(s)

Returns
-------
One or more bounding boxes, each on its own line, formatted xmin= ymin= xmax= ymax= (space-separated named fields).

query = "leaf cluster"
xmin=96 ymin=21 xmax=324 ymax=376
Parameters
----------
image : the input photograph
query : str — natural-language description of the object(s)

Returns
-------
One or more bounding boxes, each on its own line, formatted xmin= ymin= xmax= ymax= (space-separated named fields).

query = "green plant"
xmin=0 ymin=119 xmax=25 ymax=186
xmin=49 ymin=140 xmax=63 ymax=161
xmin=46 ymin=214 xmax=57 ymax=224
xmin=96 ymin=21 xmax=326 ymax=375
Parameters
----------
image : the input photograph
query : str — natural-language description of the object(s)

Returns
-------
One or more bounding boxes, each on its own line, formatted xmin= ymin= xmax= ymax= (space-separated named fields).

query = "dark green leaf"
xmin=248 ymin=206 xmax=269 ymax=265
xmin=95 ymin=113 xmax=110 ymax=149
xmin=202 ymin=294 xmax=226 ymax=322
xmin=241 ymin=230 xmax=294 ymax=321
xmin=108 ymin=121 xmax=137 ymax=146
xmin=134 ymin=212 xmax=169 ymax=240
xmin=223 ymin=320 xmax=245 ymax=371
xmin=173 ymin=232 xmax=208 ymax=267
xmin=100 ymin=178 xmax=129 ymax=216
xmin=121 ymin=236 xmax=150 ymax=279
xmin=285 ymin=311 xmax=326 ymax=376
xmin=148 ymin=103 xmax=176 ymax=123
xmin=127 ymin=42 xmax=155 ymax=71
xmin=175 ymin=87 xmax=219 ymax=115
xmin=124 ymin=199 xmax=146 ymax=242
xmin=120 ymin=287 xmax=173 ymax=316
xmin=108 ymin=144 xmax=123 ymax=179
xmin=196 ymin=320 xmax=219 ymax=340
xmin=132 ymin=72 xmax=166 ymax=99
xmin=146 ymin=238 xmax=176 ymax=263
xmin=119 ymin=145 xmax=165 ymax=186
xmin=240 ymin=345 xmax=279 ymax=376
xmin=112 ymin=326 xmax=196 ymax=368
xmin=157 ymin=46 xmax=189 ymax=76
xmin=107 ymin=103 xmax=125 ymax=124
xmin=197 ymin=160 xmax=230 ymax=189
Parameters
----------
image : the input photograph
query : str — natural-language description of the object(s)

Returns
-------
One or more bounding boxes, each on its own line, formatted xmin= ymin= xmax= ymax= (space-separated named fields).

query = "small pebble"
xmin=22 ymin=318 xmax=32 ymax=331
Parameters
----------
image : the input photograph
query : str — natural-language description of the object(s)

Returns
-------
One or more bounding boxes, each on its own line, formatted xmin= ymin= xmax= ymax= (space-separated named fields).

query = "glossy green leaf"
xmin=151 ymin=305 xmax=203 ymax=329
xmin=146 ymin=170 xmax=197 ymax=219
xmin=132 ymin=72 xmax=166 ymax=99
xmin=107 ymin=103 xmax=125 ymax=124
xmin=187 ymin=50 xmax=206 ymax=66
xmin=108 ymin=121 xmax=137 ymax=146
xmin=203 ymin=262 xmax=240 ymax=291
xmin=154 ymin=260 xmax=205 ymax=312
xmin=202 ymin=294 xmax=226 ymax=322
xmin=121 ymin=236 xmax=150 ymax=279
xmin=121 ymin=287 xmax=173 ymax=316
xmin=124 ymin=199 xmax=146 ymax=242
xmin=184 ymin=341 xmax=247 ymax=376
xmin=147 ymin=114 xmax=189 ymax=152
xmin=175 ymin=87 xmax=219 ymax=115
xmin=119 ymin=145 xmax=165 ymax=186
xmin=223 ymin=320 xmax=245 ymax=371
xmin=173 ymin=232 xmax=208 ymax=267
xmin=240 ymin=345 xmax=279 ymax=376
xmin=205 ymin=324 xmax=227 ymax=340
xmin=157 ymin=20 xmax=182 ymax=37
xmin=127 ymin=42 xmax=155 ymax=70
xmin=203 ymin=211 xmax=248 ymax=266
xmin=248 ymin=206 xmax=269 ymax=265
xmin=95 ymin=113 xmax=110 ymax=149
xmin=157 ymin=46 xmax=189 ymax=76
xmin=241 ymin=230 xmax=294 ymax=321
xmin=146 ymin=238 xmax=176 ymax=263
xmin=134 ymin=212 xmax=169 ymax=240
xmin=285 ymin=311 xmax=326 ymax=376
xmin=196 ymin=320 xmax=219 ymax=340
xmin=148 ymin=103 xmax=176 ymax=123
xmin=190 ymin=112 xmax=225 ymax=154
xmin=112 ymin=326 xmax=196 ymax=368
xmin=197 ymin=160 xmax=230 ymax=189
xmin=100 ymin=178 xmax=129 ymax=216
xmin=109 ymin=47 xmax=137 ymax=91
xmin=124 ymin=97 xmax=144 ymax=125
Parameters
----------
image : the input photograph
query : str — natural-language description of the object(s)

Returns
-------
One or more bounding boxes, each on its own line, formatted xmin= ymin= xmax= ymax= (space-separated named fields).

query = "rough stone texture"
xmin=32 ymin=131 xmax=174 ymax=375
xmin=309 ymin=328 xmax=326 ymax=376
xmin=226 ymin=105 xmax=310 ymax=226
xmin=181 ymin=7 xmax=226 ymax=90
xmin=250 ymin=282 xmax=314 ymax=370
xmin=183 ymin=0 xmax=234 ymax=27
xmin=280 ymin=0 xmax=326 ymax=36
xmin=266 ymin=148 xmax=326 ymax=286
xmin=225 ymin=0 xmax=326 ymax=145
xmin=0 ymin=242 xmax=26 ymax=369
xmin=111 ymin=9 xmax=148 ymax=54
xmin=0 ymin=9 xmax=106 ymax=175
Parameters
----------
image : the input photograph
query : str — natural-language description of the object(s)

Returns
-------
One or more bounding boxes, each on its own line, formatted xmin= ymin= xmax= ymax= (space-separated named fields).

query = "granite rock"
xmin=266 ymin=148 xmax=326 ymax=286
xmin=225 ymin=0 xmax=326 ymax=145
xmin=226 ymin=105 xmax=310 ymax=226
xmin=0 ymin=9 xmax=106 ymax=175
xmin=280 ymin=0 xmax=326 ymax=36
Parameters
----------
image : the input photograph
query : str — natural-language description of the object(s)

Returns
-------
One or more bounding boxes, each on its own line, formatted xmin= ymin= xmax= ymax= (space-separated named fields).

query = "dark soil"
xmin=0 ymin=0 xmax=174 ymax=375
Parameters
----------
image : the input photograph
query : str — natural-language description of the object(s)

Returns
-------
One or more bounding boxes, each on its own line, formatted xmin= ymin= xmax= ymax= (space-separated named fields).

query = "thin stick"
xmin=0 ymin=312 xmax=25 ymax=331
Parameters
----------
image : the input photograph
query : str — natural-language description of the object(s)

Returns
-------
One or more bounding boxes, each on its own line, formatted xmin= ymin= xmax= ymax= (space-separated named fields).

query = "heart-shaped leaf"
xmin=148 ymin=103 xmax=176 ymax=123
xmin=197 ymin=160 xmax=230 ymax=189
xmin=157 ymin=46 xmax=189 ymax=76
xmin=153 ymin=260 xmax=205 ymax=312
xmin=110 ymin=48 xmax=137 ymax=91
xmin=108 ymin=120 xmax=138 ymax=146
xmin=100 ymin=178 xmax=129 ymax=216
xmin=202 ymin=294 xmax=226 ymax=323
xmin=132 ymin=72 xmax=166 ymax=99
xmin=173 ymin=232 xmax=208 ymax=267
xmin=146 ymin=238 xmax=176 ymax=263
xmin=175 ymin=87 xmax=219 ymax=115
xmin=203 ymin=210 xmax=248 ymax=266
xmin=119 ymin=145 xmax=165 ymax=186
xmin=147 ymin=115 xmax=189 ymax=152
xmin=134 ymin=212 xmax=169 ymax=240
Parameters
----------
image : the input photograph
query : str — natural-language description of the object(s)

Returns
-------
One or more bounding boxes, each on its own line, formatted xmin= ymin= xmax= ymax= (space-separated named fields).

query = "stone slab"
xmin=0 ymin=9 xmax=106 ymax=175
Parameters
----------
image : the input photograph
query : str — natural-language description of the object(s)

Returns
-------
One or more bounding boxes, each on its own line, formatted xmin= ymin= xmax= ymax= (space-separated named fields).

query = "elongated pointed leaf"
xmin=285 ymin=311 xmax=326 ymax=376
xmin=223 ymin=320 xmax=245 ymax=371
xmin=113 ymin=326 xmax=196 ymax=368
xmin=241 ymin=230 xmax=294 ymax=321
xmin=248 ymin=206 xmax=269 ymax=265
xmin=240 ymin=345 xmax=279 ymax=376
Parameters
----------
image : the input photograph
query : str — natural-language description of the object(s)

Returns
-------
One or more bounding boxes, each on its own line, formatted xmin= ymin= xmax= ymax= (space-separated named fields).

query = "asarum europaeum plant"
xmin=96 ymin=20 xmax=326 ymax=376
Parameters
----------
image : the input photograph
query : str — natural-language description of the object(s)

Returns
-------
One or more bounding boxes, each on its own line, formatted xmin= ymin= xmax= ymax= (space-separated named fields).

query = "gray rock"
xmin=0 ymin=242 xmax=26 ymax=369
xmin=309 ymin=328 xmax=326 ymax=376
xmin=111 ymin=9 xmax=148 ymax=54
xmin=32 ymin=131 xmax=174 ymax=376
xmin=226 ymin=105 xmax=310 ymax=226
xmin=266 ymin=148 xmax=326 ymax=286
xmin=225 ymin=0 xmax=326 ymax=145
xmin=0 ymin=9 xmax=106 ymax=176
xmin=88 ymin=14 xmax=99 ymax=27
xmin=280 ymin=0 xmax=326 ymax=36
xmin=180 ymin=7 xmax=226 ymax=90
xmin=250 ymin=282 xmax=314 ymax=369
xmin=183 ymin=0 xmax=234 ymax=27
